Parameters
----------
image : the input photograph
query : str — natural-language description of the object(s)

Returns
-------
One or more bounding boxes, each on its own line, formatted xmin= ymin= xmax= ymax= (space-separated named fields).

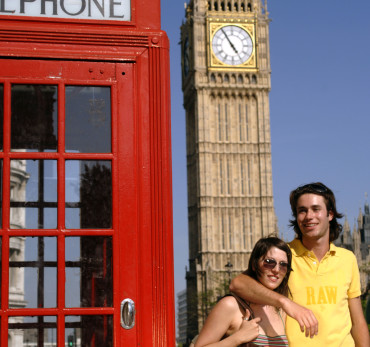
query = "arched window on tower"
xmin=245 ymin=103 xmax=249 ymax=141
xmin=240 ymin=160 xmax=245 ymax=194
xmin=221 ymin=1 xmax=225 ymax=11
xmin=227 ymin=2 xmax=232 ymax=11
xmin=221 ymin=213 xmax=226 ymax=249
xmin=242 ymin=212 xmax=247 ymax=248
xmin=224 ymin=103 xmax=229 ymax=141
xmin=219 ymin=157 xmax=224 ymax=194
xmin=247 ymin=158 xmax=252 ymax=194
xmin=214 ymin=1 xmax=218 ymax=11
xmin=234 ymin=2 xmax=238 ymax=11
xmin=228 ymin=214 xmax=233 ymax=248
xmin=218 ymin=103 xmax=222 ymax=141
xmin=247 ymin=2 xmax=252 ymax=11
xmin=226 ymin=158 xmax=231 ymax=194
xmin=251 ymin=75 xmax=257 ymax=84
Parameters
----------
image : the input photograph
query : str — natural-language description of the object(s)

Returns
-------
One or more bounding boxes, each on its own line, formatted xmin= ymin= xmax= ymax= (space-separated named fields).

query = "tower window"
xmin=226 ymin=158 xmax=231 ymax=194
xmin=251 ymin=75 xmax=257 ymax=84
xmin=249 ymin=214 xmax=253 ymax=250
xmin=247 ymin=159 xmax=252 ymax=194
xmin=238 ymin=104 xmax=243 ymax=141
xmin=240 ymin=160 xmax=245 ymax=194
xmin=218 ymin=104 xmax=222 ymax=141
xmin=225 ymin=103 xmax=229 ymax=141
xmin=245 ymin=104 xmax=249 ymax=141
xmin=228 ymin=215 xmax=233 ymax=248
xmin=221 ymin=213 xmax=226 ymax=249
xmin=242 ymin=213 xmax=247 ymax=248
xmin=219 ymin=157 xmax=223 ymax=194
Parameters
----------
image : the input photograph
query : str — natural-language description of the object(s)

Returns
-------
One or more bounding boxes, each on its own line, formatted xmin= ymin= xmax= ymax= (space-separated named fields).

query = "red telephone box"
xmin=0 ymin=1 xmax=174 ymax=346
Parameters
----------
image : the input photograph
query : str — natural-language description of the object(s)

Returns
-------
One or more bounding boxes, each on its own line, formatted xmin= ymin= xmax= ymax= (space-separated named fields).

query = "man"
xmin=230 ymin=182 xmax=369 ymax=346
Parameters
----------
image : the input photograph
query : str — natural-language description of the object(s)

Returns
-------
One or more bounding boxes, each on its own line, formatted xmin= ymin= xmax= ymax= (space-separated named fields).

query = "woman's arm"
xmin=194 ymin=296 xmax=260 ymax=347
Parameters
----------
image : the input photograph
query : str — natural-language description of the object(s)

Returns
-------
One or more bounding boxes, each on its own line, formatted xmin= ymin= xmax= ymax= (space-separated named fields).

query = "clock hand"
xmin=221 ymin=28 xmax=238 ymax=53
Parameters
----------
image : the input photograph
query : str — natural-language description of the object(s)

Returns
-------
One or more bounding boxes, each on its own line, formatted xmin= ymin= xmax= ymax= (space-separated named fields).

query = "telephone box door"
xmin=0 ymin=58 xmax=140 ymax=346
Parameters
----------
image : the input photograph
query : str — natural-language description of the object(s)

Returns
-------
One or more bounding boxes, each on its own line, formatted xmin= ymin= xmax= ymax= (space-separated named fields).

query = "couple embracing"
xmin=194 ymin=183 xmax=369 ymax=347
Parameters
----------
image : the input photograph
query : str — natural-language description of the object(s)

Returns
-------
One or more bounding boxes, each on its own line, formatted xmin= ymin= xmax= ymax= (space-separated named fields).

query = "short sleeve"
xmin=348 ymin=254 xmax=361 ymax=299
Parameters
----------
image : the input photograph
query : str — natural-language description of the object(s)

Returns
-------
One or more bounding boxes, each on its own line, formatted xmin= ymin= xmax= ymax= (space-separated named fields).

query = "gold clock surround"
xmin=208 ymin=21 xmax=257 ymax=70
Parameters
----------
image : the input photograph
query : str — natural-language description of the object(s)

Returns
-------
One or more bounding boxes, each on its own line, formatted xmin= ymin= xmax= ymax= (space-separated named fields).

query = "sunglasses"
xmin=262 ymin=258 xmax=290 ymax=273
xmin=295 ymin=183 xmax=328 ymax=194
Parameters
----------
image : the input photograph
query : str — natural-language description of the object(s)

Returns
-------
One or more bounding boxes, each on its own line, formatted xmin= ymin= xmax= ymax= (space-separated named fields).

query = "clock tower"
xmin=181 ymin=0 xmax=277 ymax=338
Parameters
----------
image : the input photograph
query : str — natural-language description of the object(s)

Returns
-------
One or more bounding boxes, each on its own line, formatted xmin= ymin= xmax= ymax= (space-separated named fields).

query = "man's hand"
xmin=280 ymin=297 xmax=318 ymax=338
xmin=230 ymin=273 xmax=319 ymax=338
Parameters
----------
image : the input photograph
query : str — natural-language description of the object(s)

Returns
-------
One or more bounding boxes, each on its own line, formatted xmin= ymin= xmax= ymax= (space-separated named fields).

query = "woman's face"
xmin=257 ymin=246 xmax=289 ymax=290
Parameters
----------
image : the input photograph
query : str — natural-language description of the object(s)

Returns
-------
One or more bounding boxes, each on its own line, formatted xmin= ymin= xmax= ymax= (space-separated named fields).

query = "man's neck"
xmin=301 ymin=237 xmax=330 ymax=262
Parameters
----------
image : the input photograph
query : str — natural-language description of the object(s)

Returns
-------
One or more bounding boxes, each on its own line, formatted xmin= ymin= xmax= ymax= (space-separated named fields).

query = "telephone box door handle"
xmin=120 ymin=298 xmax=135 ymax=329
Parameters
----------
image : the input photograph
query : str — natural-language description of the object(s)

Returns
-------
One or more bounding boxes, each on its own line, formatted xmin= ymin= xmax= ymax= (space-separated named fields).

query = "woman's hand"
xmin=233 ymin=317 xmax=261 ymax=345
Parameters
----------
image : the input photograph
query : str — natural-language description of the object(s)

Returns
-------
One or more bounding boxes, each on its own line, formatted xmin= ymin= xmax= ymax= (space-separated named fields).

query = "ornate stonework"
xmin=181 ymin=0 xmax=277 ymax=339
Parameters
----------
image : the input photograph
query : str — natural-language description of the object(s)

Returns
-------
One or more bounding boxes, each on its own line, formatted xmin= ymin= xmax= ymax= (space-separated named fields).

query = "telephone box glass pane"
xmin=65 ymin=160 xmax=112 ymax=229
xmin=0 ymin=237 xmax=1 ymax=308
xmin=66 ymin=315 xmax=113 ymax=347
xmin=11 ymin=85 xmax=58 ymax=152
xmin=9 ymin=237 xmax=57 ymax=309
xmin=65 ymin=236 xmax=113 ymax=308
xmin=10 ymin=160 xmax=57 ymax=229
xmin=9 ymin=316 xmax=56 ymax=346
xmin=0 ymin=84 xmax=3 ymax=150
xmin=65 ymin=86 xmax=111 ymax=153
xmin=0 ymin=160 xmax=2 ymax=228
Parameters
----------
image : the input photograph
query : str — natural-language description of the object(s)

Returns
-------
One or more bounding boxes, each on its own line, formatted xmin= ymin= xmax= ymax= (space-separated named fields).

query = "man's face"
xmin=296 ymin=193 xmax=333 ymax=242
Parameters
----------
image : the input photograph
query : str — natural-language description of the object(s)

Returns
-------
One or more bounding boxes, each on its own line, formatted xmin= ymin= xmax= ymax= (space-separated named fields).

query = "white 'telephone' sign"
xmin=0 ymin=0 xmax=131 ymax=21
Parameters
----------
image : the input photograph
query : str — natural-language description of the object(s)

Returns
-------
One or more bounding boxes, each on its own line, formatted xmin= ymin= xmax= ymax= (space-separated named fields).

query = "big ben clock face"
xmin=212 ymin=25 xmax=253 ymax=65
xmin=209 ymin=23 xmax=257 ymax=70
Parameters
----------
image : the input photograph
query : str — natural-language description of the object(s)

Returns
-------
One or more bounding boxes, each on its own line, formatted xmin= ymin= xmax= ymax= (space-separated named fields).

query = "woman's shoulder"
xmin=217 ymin=294 xmax=241 ymax=310
xmin=200 ymin=295 xmax=243 ymax=330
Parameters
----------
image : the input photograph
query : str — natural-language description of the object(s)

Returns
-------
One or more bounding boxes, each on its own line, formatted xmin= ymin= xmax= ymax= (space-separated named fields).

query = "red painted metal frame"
xmin=0 ymin=1 xmax=175 ymax=345
xmin=0 ymin=0 xmax=161 ymax=29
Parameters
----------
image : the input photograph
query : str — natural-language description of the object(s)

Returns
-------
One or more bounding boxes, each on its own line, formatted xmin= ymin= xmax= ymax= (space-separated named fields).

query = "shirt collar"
xmin=289 ymin=238 xmax=337 ymax=257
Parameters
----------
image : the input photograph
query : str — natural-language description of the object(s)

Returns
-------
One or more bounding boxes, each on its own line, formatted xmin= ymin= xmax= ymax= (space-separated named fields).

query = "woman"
xmin=194 ymin=236 xmax=291 ymax=347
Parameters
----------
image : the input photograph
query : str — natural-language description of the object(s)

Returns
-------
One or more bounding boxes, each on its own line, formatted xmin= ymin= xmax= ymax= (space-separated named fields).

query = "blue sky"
xmin=161 ymin=0 xmax=370 ymax=296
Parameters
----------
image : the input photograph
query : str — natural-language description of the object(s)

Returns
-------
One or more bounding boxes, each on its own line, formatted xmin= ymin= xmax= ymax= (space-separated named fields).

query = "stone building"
xmin=8 ymin=159 xmax=28 ymax=346
xmin=180 ymin=0 xmax=277 ymax=340
xmin=335 ymin=200 xmax=370 ymax=293
xmin=177 ymin=289 xmax=188 ymax=345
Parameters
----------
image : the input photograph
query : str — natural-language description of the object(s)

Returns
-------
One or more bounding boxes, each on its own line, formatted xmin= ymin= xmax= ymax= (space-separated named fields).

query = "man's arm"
xmin=230 ymin=272 xmax=318 ymax=338
xmin=348 ymin=297 xmax=370 ymax=347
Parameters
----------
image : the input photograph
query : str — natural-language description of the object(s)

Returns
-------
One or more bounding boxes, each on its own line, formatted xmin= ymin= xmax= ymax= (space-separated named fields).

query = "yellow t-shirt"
xmin=286 ymin=239 xmax=361 ymax=347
